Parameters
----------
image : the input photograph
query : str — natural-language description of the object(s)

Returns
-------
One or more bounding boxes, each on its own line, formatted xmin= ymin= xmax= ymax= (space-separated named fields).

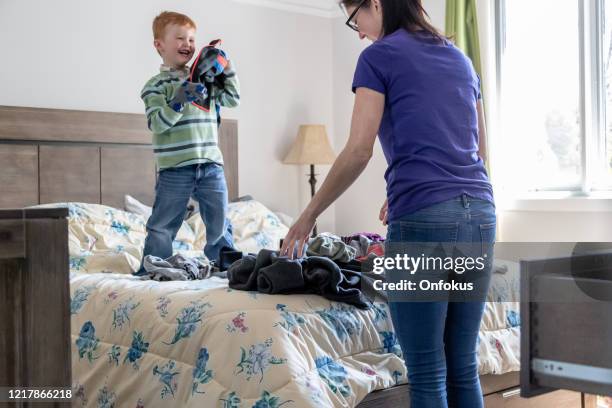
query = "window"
xmin=496 ymin=0 xmax=612 ymax=194
xmin=604 ymin=0 xmax=612 ymax=181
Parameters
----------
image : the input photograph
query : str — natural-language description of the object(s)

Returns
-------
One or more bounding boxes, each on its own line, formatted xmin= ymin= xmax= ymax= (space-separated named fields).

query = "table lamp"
xmin=283 ymin=124 xmax=336 ymax=236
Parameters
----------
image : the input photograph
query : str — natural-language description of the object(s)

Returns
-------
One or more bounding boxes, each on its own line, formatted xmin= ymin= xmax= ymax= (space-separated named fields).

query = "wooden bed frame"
xmin=0 ymin=105 xmax=238 ymax=209
xmin=0 ymin=106 xmax=594 ymax=407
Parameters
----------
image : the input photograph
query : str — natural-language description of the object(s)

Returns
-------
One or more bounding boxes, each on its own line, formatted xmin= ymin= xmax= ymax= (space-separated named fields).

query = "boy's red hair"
xmin=153 ymin=11 xmax=196 ymax=39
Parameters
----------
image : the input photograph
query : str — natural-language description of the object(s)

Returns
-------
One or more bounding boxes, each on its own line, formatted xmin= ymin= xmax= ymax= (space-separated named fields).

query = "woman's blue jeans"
xmin=385 ymin=194 xmax=496 ymax=408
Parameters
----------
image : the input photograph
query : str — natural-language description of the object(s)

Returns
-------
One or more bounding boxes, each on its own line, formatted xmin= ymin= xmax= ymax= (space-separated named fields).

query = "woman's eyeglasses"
xmin=340 ymin=0 xmax=367 ymax=32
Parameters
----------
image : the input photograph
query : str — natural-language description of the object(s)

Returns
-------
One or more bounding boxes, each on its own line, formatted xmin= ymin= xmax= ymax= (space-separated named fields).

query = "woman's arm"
xmin=280 ymin=87 xmax=385 ymax=258
xmin=477 ymin=99 xmax=487 ymax=165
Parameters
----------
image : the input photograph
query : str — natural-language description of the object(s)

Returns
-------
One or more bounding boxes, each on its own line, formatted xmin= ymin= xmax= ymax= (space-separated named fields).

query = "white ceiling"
xmin=231 ymin=0 xmax=342 ymax=18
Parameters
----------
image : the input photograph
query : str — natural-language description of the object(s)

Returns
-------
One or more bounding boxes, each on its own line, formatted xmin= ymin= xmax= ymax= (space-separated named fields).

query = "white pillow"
xmin=32 ymin=202 xmax=148 ymax=274
xmin=124 ymin=194 xmax=152 ymax=219
xmin=34 ymin=201 xmax=197 ymax=274
xmin=274 ymin=211 xmax=293 ymax=227
xmin=186 ymin=199 xmax=289 ymax=254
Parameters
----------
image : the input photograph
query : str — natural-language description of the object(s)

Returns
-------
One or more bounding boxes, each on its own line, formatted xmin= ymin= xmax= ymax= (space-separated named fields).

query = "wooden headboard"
xmin=0 ymin=106 xmax=238 ymax=209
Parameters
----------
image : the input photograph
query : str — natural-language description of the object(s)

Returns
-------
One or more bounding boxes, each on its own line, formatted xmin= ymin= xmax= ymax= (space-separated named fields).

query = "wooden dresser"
xmin=0 ymin=208 xmax=71 ymax=407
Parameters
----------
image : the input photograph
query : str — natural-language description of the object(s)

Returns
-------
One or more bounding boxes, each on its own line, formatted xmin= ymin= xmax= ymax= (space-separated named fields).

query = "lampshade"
xmin=283 ymin=125 xmax=336 ymax=165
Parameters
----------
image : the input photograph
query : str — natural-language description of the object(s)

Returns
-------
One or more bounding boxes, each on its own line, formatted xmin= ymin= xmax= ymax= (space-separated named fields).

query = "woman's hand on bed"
xmin=280 ymin=212 xmax=316 ymax=259
xmin=379 ymin=199 xmax=388 ymax=226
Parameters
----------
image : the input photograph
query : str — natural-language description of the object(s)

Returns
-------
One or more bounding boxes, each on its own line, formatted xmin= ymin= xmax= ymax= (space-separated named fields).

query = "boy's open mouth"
xmin=178 ymin=49 xmax=192 ymax=57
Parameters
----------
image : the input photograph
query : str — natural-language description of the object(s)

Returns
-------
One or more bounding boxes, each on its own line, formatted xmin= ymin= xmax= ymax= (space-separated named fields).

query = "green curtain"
xmin=445 ymin=0 xmax=482 ymax=79
xmin=446 ymin=0 xmax=490 ymax=172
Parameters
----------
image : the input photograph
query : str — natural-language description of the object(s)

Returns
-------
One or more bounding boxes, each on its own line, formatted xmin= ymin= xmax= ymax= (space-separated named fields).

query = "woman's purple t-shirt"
xmin=352 ymin=29 xmax=494 ymax=222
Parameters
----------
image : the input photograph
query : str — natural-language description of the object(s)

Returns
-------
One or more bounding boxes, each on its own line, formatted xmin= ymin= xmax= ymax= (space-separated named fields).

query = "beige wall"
xmin=2 ymin=0 xmax=611 ymax=242
xmin=0 ymin=0 xmax=337 ymax=232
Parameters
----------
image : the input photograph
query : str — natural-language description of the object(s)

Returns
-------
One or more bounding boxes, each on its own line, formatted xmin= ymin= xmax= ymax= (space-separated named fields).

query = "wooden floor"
xmin=356 ymin=384 xmax=599 ymax=408
xmin=356 ymin=384 xmax=410 ymax=408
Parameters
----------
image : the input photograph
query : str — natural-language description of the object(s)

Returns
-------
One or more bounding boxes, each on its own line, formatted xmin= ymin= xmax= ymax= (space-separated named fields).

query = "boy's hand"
xmin=169 ymin=81 xmax=208 ymax=112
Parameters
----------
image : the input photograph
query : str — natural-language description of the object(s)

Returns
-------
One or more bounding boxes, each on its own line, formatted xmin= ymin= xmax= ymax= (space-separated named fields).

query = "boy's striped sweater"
xmin=140 ymin=65 xmax=240 ymax=170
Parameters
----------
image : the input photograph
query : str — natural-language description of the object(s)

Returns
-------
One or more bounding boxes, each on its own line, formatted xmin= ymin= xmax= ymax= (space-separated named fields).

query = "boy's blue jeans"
xmin=385 ymin=194 xmax=496 ymax=408
xmin=136 ymin=162 xmax=234 ymax=274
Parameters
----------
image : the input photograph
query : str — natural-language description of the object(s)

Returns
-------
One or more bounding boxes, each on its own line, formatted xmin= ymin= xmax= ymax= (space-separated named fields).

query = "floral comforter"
xmin=55 ymin=201 xmax=521 ymax=406
xmin=69 ymin=261 xmax=521 ymax=408
xmin=477 ymin=259 xmax=521 ymax=375
xmin=70 ymin=273 xmax=406 ymax=408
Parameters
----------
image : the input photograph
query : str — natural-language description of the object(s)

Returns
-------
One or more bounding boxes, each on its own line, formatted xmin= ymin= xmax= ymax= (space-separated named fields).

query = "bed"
xmin=0 ymin=105 xmax=583 ymax=407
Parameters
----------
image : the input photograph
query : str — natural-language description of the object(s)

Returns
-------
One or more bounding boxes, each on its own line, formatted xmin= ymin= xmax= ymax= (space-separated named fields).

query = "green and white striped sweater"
xmin=140 ymin=65 xmax=240 ymax=170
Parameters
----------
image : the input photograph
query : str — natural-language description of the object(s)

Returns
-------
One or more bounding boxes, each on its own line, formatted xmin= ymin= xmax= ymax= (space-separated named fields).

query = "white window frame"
xmin=493 ymin=0 xmax=612 ymax=211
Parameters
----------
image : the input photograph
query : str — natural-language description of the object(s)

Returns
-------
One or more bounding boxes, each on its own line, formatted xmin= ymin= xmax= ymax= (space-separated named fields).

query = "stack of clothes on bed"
xmin=226 ymin=232 xmax=388 ymax=309
xmin=227 ymin=249 xmax=380 ymax=309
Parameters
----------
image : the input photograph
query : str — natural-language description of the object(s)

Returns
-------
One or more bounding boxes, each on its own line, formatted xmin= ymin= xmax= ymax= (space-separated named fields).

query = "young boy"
xmin=136 ymin=11 xmax=240 ymax=274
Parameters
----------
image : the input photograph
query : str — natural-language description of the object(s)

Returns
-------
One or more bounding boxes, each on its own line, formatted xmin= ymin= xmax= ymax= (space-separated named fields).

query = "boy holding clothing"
xmin=136 ymin=11 xmax=240 ymax=274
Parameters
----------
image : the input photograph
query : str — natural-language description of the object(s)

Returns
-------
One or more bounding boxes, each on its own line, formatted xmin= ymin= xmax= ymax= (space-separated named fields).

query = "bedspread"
xmin=70 ymin=272 xmax=407 ymax=407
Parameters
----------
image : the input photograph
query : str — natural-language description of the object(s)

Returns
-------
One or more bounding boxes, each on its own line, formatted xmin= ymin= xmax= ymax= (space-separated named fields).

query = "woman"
xmin=280 ymin=0 xmax=495 ymax=407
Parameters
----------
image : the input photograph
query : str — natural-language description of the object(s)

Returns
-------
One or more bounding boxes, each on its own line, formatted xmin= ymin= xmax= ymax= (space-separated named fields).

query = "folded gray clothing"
xmin=227 ymin=254 xmax=257 ymax=289
xmin=228 ymin=249 xmax=371 ymax=309
xmin=301 ymin=257 xmax=364 ymax=304
xmin=257 ymin=259 xmax=305 ymax=293
xmin=226 ymin=250 xmax=275 ymax=291
xmin=307 ymin=233 xmax=357 ymax=263
xmin=143 ymin=254 xmax=225 ymax=281
xmin=360 ymin=271 xmax=388 ymax=303
xmin=347 ymin=235 xmax=372 ymax=258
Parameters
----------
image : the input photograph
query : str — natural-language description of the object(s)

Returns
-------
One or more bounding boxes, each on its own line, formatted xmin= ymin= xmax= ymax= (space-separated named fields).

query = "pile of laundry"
xmin=226 ymin=249 xmax=380 ymax=309
xmin=141 ymin=254 xmax=226 ymax=281
xmin=138 ymin=231 xmax=388 ymax=308
xmin=306 ymin=232 xmax=384 ymax=263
